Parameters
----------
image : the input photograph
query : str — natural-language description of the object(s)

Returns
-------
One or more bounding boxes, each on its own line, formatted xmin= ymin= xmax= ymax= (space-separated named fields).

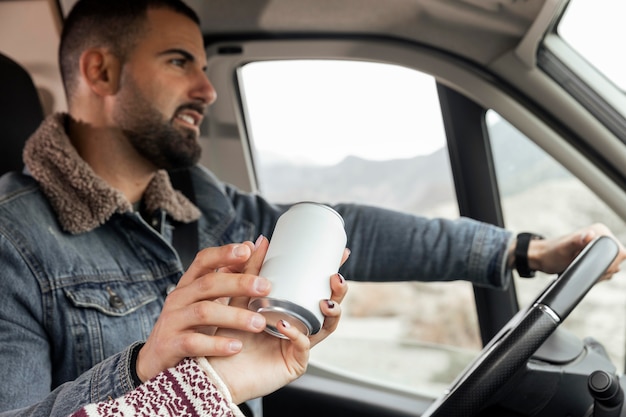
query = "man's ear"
xmin=79 ymin=48 xmax=122 ymax=96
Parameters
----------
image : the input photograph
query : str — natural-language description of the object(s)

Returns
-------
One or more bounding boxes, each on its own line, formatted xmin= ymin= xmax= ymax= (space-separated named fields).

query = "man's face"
xmin=112 ymin=8 xmax=215 ymax=170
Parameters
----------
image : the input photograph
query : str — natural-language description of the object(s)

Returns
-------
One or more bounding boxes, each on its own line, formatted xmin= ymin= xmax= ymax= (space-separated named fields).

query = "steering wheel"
xmin=421 ymin=236 xmax=619 ymax=417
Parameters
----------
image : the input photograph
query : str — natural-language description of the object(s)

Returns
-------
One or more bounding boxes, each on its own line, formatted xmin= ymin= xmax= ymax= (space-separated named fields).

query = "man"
xmin=0 ymin=0 xmax=623 ymax=416
xmin=1 ymin=1 xmax=348 ymax=416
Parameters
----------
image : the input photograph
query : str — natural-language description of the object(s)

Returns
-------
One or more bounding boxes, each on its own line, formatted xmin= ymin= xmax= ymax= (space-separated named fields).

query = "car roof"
xmin=0 ymin=0 xmax=557 ymax=117
xmin=54 ymin=0 xmax=549 ymax=67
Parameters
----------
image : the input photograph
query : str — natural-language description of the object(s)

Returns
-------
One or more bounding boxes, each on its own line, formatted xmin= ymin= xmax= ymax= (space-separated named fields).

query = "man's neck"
xmin=66 ymin=114 xmax=156 ymax=204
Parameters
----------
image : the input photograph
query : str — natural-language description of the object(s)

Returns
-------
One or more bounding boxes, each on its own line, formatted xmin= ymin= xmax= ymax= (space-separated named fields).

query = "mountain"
xmin=258 ymin=149 xmax=456 ymax=214
xmin=256 ymin=118 xmax=571 ymax=215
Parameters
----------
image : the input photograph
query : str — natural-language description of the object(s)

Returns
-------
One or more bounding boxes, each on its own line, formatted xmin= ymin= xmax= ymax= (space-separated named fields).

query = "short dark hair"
xmin=59 ymin=0 xmax=200 ymax=99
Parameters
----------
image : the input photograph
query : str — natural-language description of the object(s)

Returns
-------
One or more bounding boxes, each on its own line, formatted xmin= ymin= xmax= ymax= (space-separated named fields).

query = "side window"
xmin=239 ymin=60 xmax=481 ymax=395
xmin=487 ymin=110 xmax=626 ymax=368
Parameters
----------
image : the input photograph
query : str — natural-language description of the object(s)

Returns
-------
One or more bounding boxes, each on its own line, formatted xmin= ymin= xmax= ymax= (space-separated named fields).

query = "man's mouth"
xmin=175 ymin=111 xmax=202 ymax=129
xmin=174 ymin=103 xmax=206 ymax=134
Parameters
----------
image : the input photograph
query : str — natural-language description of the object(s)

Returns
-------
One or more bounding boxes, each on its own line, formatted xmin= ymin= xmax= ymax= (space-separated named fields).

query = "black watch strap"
xmin=515 ymin=232 xmax=544 ymax=278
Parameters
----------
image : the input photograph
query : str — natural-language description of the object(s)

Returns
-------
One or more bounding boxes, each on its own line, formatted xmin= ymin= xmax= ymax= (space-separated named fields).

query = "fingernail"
xmin=251 ymin=314 xmax=266 ymax=330
xmin=337 ymin=273 xmax=345 ymax=284
xmin=326 ymin=300 xmax=336 ymax=309
xmin=280 ymin=319 xmax=290 ymax=329
xmin=254 ymin=277 xmax=271 ymax=293
xmin=254 ymin=235 xmax=265 ymax=249
xmin=233 ymin=244 xmax=249 ymax=257
xmin=228 ymin=340 xmax=243 ymax=352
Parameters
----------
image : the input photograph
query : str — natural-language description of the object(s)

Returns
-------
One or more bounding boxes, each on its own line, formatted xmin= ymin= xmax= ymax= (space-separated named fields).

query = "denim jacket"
xmin=0 ymin=114 xmax=513 ymax=416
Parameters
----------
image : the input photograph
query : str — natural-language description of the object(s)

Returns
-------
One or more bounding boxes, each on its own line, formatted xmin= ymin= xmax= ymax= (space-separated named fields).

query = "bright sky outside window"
xmin=239 ymin=60 xmax=446 ymax=167
xmin=558 ymin=0 xmax=626 ymax=91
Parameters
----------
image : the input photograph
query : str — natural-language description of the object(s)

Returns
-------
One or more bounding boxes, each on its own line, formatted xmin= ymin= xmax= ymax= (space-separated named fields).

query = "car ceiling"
xmin=56 ymin=0 xmax=549 ymax=67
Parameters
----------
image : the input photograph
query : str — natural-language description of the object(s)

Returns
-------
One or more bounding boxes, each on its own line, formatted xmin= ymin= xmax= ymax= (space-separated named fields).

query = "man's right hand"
xmin=136 ymin=241 xmax=272 ymax=382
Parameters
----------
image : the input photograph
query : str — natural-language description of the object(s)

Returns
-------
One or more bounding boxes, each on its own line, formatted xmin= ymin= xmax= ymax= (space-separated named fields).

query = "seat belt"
xmin=168 ymin=168 xmax=199 ymax=270
xmin=168 ymin=168 xmax=257 ymax=417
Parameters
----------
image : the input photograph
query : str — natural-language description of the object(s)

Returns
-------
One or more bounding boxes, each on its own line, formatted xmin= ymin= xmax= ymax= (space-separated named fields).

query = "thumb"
xmin=580 ymin=229 xmax=597 ymax=246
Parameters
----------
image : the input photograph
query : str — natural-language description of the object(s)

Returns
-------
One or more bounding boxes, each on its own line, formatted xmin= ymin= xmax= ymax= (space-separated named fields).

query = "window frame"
xmin=437 ymin=84 xmax=519 ymax=342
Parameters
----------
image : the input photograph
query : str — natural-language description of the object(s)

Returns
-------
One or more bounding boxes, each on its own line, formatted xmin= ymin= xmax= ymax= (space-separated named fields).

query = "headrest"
xmin=0 ymin=53 xmax=45 ymax=176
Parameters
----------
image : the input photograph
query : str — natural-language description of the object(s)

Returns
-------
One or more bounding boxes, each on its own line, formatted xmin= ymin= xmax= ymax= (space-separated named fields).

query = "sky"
xmin=558 ymin=0 xmax=626 ymax=91
xmin=240 ymin=60 xmax=447 ymax=166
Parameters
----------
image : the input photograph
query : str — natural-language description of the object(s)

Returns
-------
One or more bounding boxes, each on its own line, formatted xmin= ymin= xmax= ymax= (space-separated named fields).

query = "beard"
xmin=113 ymin=76 xmax=203 ymax=171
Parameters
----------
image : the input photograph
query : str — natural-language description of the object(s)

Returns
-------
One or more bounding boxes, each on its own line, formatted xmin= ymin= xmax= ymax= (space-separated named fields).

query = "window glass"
xmin=487 ymin=110 xmax=626 ymax=368
xmin=558 ymin=0 xmax=626 ymax=91
xmin=239 ymin=60 xmax=480 ymax=395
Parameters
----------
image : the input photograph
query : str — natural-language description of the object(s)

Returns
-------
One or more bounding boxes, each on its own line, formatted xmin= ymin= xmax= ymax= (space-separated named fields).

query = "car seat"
xmin=0 ymin=52 xmax=44 ymax=176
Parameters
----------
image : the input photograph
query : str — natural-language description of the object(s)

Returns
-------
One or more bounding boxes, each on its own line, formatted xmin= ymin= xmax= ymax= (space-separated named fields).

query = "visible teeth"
xmin=177 ymin=114 xmax=195 ymax=125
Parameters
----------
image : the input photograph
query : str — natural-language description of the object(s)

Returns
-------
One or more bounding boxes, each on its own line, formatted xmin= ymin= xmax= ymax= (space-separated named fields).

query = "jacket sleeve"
xmin=334 ymin=203 xmax=515 ymax=289
xmin=68 ymin=358 xmax=244 ymax=417
xmin=217 ymin=177 xmax=515 ymax=290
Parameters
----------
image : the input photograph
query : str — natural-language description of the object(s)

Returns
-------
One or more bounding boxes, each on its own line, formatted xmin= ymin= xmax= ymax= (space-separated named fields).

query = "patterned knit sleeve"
xmin=68 ymin=357 xmax=245 ymax=417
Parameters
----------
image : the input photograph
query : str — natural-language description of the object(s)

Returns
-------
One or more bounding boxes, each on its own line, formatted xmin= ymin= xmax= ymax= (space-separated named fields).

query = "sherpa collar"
xmin=23 ymin=113 xmax=201 ymax=234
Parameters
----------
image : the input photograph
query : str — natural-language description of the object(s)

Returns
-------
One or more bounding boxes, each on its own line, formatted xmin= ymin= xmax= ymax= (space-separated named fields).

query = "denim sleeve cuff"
xmin=468 ymin=224 xmax=515 ymax=289
xmin=498 ymin=234 xmax=516 ymax=290
xmin=129 ymin=342 xmax=144 ymax=388
xmin=85 ymin=342 xmax=144 ymax=403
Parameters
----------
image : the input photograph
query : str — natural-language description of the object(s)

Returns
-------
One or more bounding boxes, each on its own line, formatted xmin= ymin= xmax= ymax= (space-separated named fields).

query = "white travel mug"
xmin=248 ymin=202 xmax=347 ymax=338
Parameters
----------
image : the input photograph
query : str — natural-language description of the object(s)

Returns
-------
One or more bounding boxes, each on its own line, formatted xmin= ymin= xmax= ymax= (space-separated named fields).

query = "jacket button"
xmin=106 ymin=286 xmax=125 ymax=309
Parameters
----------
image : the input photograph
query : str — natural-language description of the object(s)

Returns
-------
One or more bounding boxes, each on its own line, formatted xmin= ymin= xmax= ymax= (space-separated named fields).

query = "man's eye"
xmin=171 ymin=58 xmax=187 ymax=67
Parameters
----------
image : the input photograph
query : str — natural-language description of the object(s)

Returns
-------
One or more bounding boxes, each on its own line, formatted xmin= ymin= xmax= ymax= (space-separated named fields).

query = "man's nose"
xmin=192 ymin=70 xmax=217 ymax=105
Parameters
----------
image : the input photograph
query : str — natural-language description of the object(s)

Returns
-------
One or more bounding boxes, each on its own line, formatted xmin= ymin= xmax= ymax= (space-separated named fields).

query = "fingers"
xmin=244 ymin=235 xmax=270 ymax=274
xmin=310 ymin=273 xmax=348 ymax=347
xmin=276 ymin=319 xmax=309 ymax=348
xmin=168 ymin=330 xmax=247 ymax=360
xmin=576 ymin=224 xmax=626 ymax=281
xmin=177 ymin=242 xmax=254 ymax=288
xmin=137 ymin=240 xmax=272 ymax=382
xmin=168 ymin=271 xmax=271 ymax=308
xmin=273 ymin=319 xmax=311 ymax=379
xmin=544 ymin=223 xmax=626 ymax=280
xmin=138 ymin=292 xmax=269 ymax=381
xmin=582 ymin=224 xmax=626 ymax=281
xmin=165 ymin=298 xmax=267 ymax=334
xmin=160 ymin=239 xmax=272 ymax=350
xmin=329 ymin=272 xmax=348 ymax=304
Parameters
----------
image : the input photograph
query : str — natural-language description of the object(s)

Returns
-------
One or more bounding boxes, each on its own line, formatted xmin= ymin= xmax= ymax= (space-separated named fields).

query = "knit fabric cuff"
xmin=195 ymin=356 xmax=246 ymax=417
xmin=71 ymin=357 xmax=244 ymax=417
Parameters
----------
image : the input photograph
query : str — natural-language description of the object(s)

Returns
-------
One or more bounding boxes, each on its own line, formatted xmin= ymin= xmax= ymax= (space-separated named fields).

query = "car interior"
xmin=2 ymin=0 xmax=626 ymax=416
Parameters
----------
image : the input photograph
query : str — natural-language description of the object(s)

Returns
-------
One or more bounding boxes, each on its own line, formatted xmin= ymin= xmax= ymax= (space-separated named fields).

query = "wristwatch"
xmin=515 ymin=232 xmax=544 ymax=278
